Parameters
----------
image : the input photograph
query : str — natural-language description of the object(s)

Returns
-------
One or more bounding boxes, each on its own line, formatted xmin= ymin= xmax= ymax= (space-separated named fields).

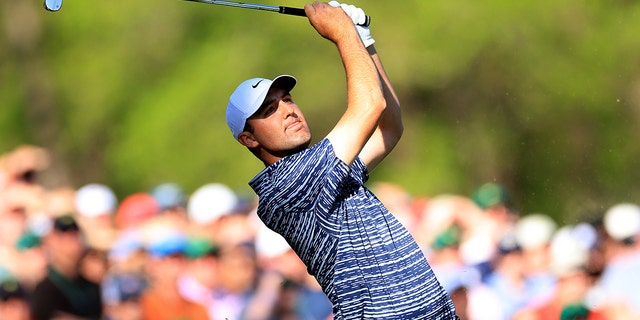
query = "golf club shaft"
xmin=183 ymin=0 xmax=370 ymax=26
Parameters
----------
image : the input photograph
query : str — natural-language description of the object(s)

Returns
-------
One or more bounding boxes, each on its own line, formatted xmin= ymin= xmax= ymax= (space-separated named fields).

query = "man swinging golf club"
xmin=226 ymin=2 xmax=458 ymax=318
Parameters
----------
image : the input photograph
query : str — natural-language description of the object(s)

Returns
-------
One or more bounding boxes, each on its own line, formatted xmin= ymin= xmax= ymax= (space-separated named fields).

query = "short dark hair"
xmin=243 ymin=121 xmax=254 ymax=135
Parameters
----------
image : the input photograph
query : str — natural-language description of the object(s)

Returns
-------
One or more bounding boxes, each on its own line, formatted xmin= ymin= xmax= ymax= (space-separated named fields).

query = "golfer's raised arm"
xmin=357 ymin=45 xmax=403 ymax=172
xmin=306 ymin=2 xmax=386 ymax=167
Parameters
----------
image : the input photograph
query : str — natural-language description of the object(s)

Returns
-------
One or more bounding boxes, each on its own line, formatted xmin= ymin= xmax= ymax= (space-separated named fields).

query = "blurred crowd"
xmin=1 ymin=144 xmax=639 ymax=320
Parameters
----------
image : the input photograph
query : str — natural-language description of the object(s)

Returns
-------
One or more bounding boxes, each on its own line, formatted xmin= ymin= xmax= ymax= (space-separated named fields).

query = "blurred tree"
xmin=1 ymin=0 xmax=639 ymax=223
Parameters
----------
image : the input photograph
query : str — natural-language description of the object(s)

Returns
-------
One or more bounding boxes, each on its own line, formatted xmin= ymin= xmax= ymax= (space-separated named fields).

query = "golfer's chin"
xmin=287 ymin=127 xmax=312 ymax=146
xmin=275 ymin=135 xmax=312 ymax=157
xmin=289 ymin=135 xmax=312 ymax=153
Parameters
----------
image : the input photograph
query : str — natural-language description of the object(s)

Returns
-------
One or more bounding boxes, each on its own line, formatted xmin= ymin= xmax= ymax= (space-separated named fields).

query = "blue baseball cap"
xmin=146 ymin=232 xmax=188 ymax=258
xmin=150 ymin=182 xmax=186 ymax=211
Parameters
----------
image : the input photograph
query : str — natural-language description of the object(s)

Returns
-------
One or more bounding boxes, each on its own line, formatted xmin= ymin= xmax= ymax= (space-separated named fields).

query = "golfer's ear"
xmin=238 ymin=132 xmax=258 ymax=148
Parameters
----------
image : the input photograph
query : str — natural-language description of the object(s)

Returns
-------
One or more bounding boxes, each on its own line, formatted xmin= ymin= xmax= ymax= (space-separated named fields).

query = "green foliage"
xmin=2 ymin=0 xmax=640 ymax=223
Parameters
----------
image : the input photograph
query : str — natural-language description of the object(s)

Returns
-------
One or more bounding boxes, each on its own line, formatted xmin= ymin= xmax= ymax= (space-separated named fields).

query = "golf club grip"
xmin=279 ymin=6 xmax=371 ymax=27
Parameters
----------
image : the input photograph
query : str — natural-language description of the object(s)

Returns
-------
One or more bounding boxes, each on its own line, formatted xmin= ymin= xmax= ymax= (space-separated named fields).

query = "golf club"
xmin=43 ymin=0 xmax=371 ymax=27
xmin=44 ymin=0 xmax=62 ymax=11
xmin=182 ymin=0 xmax=370 ymax=26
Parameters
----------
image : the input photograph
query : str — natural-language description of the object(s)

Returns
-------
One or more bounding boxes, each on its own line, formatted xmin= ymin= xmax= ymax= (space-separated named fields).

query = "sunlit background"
xmin=2 ymin=0 xmax=640 ymax=223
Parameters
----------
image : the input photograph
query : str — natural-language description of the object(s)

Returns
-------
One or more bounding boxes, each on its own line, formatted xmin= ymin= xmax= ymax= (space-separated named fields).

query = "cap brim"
xmin=243 ymin=75 xmax=297 ymax=125
xmin=270 ymin=75 xmax=296 ymax=94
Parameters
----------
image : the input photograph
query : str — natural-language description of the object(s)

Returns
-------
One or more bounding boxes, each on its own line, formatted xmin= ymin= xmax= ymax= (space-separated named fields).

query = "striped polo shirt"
xmin=249 ymin=138 xmax=456 ymax=319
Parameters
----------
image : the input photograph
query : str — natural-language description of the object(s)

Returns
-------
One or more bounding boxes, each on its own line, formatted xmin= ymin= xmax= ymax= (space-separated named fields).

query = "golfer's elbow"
xmin=369 ymin=93 xmax=387 ymax=126
xmin=382 ymin=104 xmax=403 ymax=145
xmin=372 ymin=89 xmax=386 ymax=115
xmin=389 ymin=121 xmax=404 ymax=147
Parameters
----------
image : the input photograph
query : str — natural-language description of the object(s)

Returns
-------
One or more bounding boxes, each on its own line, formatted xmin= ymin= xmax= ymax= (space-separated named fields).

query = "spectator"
xmin=246 ymin=223 xmax=332 ymax=320
xmin=139 ymin=227 xmax=209 ymax=320
xmin=430 ymin=224 xmax=466 ymax=293
xmin=150 ymin=182 xmax=190 ymax=231
xmin=79 ymin=248 xmax=109 ymax=287
xmin=0 ymin=145 xmax=50 ymax=188
xmin=429 ymin=224 xmax=502 ymax=320
xmin=0 ymin=184 xmax=37 ymax=255
xmin=187 ymin=183 xmax=245 ymax=247
xmin=102 ymin=272 xmax=146 ymax=320
xmin=30 ymin=214 xmax=103 ymax=320
xmin=103 ymin=230 xmax=148 ymax=320
xmin=412 ymin=195 xmax=463 ymax=255
xmin=13 ymin=230 xmax=47 ymax=295
xmin=484 ymin=232 xmax=529 ymax=320
xmin=513 ymin=223 xmax=602 ymax=319
xmin=115 ymin=193 xmax=159 ymax=231
xmin=177 ymin=236 xmax=222 ymax=319
xmin=74 ymin=183 xmax=119 ymax=251
xmin=591 ymin=203 xmax=640 ymax=318
xmin=514 ymin=214 xmax=558 ymax=307
xmin=212 ymin=241 xmax=259 ymax=320
xmin=0 ymin=279 xmax=31 ymax=320
xmin=471 ymin=182 xmax=519 ymax=237
xmin=464 ymin=183 xmax=519 ymax=281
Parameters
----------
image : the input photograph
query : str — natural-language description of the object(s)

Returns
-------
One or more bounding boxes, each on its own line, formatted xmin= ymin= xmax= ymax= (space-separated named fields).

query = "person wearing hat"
xmin=512 ymin=223 xmax=605 ymax=320
xmin=592 ymin=203 xmax=640 ymax=318
xmin=12 ymin=231 xmax=47 ymax=296
xmin=30 ymin=215 xmax=103 ymax=320
xmin=150 ymin=182 xmax=190 ymax=229
xmin=139 ymin=230 xmax=209 ymax=320
xmin=471 ymin=182 xmax=519 ymax=234
xmin=225 ymin=2 xmax=455 ymax=319
xmin=176 ymin=236 xmax=223 ymax=320
xmin=483 ymin=231 xmax=529 ymax=320
xmin=0 ymin=279 xmax=31 ymax=320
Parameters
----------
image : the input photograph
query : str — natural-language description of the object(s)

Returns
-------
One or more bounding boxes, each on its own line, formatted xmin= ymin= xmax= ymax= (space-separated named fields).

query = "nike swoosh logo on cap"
xmin=252 ymin=80 xmax=264 ymax=88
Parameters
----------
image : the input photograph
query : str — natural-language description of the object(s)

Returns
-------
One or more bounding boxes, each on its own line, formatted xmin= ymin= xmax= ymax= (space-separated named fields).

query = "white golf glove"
xmin=328 ymin=1 xmax=375 ymax=48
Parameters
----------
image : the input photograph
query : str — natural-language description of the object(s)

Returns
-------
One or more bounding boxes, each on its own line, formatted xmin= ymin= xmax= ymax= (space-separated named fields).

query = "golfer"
xmin=226 ymin=2 xmax=457 ymax=318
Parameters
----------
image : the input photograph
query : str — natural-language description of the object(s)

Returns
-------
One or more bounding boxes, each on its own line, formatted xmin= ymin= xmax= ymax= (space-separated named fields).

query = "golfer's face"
xmin=247 ymin=87 xmax=311 ymax=153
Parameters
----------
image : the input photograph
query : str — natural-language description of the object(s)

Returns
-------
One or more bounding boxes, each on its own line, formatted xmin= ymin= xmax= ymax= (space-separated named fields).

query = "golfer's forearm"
xmin=368 ymin=46 xmax=403 ymax=143
xmin=336 ymin=35 xmax=385 ymax=118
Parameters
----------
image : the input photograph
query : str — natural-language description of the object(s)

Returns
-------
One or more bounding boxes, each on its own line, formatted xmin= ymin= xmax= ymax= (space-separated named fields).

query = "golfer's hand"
xmin=328 ymin=1 xmax=375 ymax=47
xmin=305 ymin=2 xmax=359 ymax=45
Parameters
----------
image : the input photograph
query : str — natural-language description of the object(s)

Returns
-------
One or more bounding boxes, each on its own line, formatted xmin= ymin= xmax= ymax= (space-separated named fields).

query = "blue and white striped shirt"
xmin=249 ymin=138 xmax=456 ymax=319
